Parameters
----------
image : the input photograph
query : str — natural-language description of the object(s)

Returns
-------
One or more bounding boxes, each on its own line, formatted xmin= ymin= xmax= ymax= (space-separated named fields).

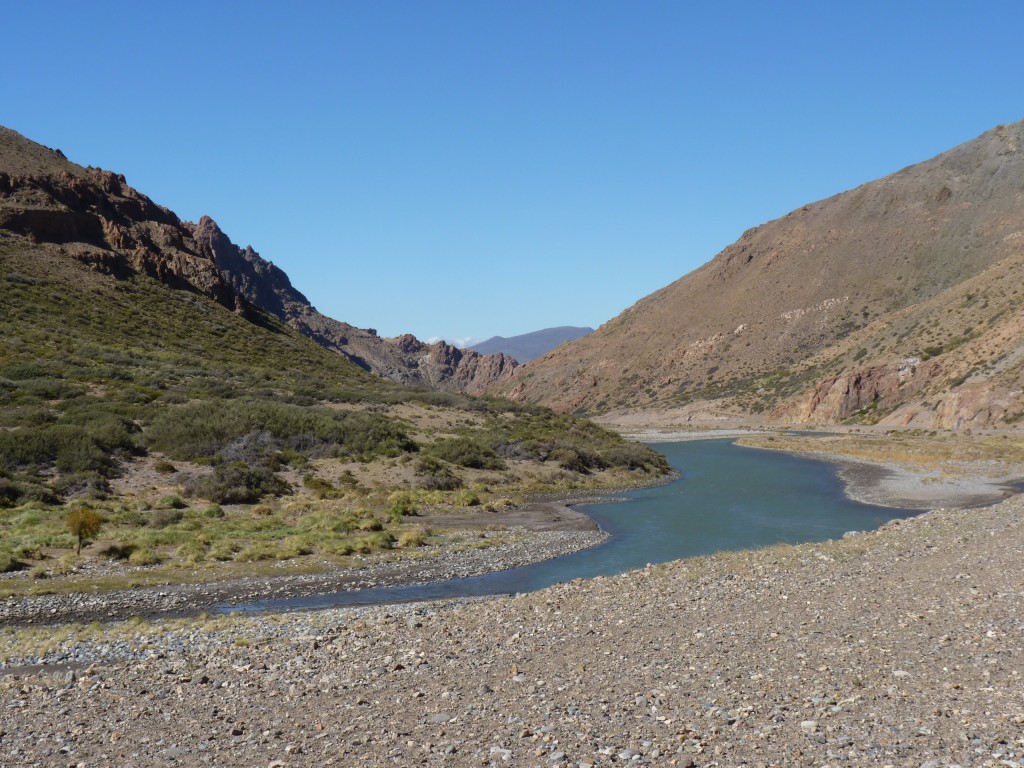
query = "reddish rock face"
xmin=0 ymin=137 xmax=235 ymax=310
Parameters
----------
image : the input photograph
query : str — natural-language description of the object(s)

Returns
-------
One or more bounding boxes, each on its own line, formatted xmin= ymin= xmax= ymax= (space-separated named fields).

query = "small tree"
xmin=66 ymin=506 xmax=103 ymax=555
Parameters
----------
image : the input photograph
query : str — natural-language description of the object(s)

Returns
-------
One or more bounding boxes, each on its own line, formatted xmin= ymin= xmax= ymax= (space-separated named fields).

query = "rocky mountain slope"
xmin=471 ymin=325 xmax=594 ymax=363
xmin=190 ymin=216 xmax=516 ymax=395
xmin=0 ymin=125 xmax=665 ymax=504
xmin=497 ymin=120 xmax=1024 ymax=429
xmin=0 ymin=127 xmax=237 ymax=311
xmin=0 ymin=125 xmax=514 ymax=395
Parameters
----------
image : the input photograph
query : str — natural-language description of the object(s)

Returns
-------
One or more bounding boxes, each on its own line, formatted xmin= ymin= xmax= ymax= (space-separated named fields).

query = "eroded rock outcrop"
xmin=0 ymin=137 xmax=234 ymax=309
xmin=0 ymin=126 xmax=515 ymax=397
xmin=189 ymin=216 xmax=517 ymax=394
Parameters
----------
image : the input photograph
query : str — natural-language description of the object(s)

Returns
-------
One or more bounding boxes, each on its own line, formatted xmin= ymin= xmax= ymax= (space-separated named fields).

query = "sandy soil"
xmin=829 ymin=458 xmax=1021 ymax=509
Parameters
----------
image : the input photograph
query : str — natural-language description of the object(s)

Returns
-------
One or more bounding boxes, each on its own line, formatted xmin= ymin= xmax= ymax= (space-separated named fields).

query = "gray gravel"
xmin=1 ymin=497 xmax=1023 ymax=766
xmin=0 ymin=528 xmax=606 ymax=628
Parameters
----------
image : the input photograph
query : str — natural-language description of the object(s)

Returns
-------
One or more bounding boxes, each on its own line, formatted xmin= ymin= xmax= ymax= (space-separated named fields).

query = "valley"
xmin=2 ymin=117 xmax=1024 ymax=768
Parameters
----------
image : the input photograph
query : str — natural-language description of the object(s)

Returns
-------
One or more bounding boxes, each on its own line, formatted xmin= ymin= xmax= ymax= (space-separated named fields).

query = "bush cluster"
xmin=190 ymin=463 xmax=291 ymax=504
xmin=147 ymin=398 xmax=416 ymax=463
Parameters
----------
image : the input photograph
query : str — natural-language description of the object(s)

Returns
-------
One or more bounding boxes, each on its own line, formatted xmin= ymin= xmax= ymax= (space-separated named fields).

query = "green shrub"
xmin=454 ymin=489 xmax=481 ymax=507
xmin=235 ymin=544 xmax=277 ymax=562
xmin=0 ymin=478 xmax=22 ymax=507
xmin=414 ymin=456 xmax=462 ymax=490
xmin=550 ymin=448 xmax=590 ymax=473
xmin=176 ymin=541 xmax=207 ymax=563
xmin=109 ymin=509 xmax=147 ymax=527
xmin=388 ymin=491 xmax=417 ymax=519
xmin=50 ymin=471 xmax=111 ymax=499
xmin=203 ymin=504 xmax=225 ymax=518
xmin=128 ymin=546 xmax=161 ymax=566
xmin=209 ymin=543 xmax=237 ymax=561
xmin=156 ymin=494 xmax=187 ymax=510
xmin=604 ymin=443 xmax=669 ymax=472
xmin=425 ymin=436 xmax=505 ymax=470
xmin=302 ymin=473 xmax=341 ymax=498
xmin=150 ymin=508 xmax=184 ymax=528
xmin=147 ymin=399 xmax=416 ymax=462
xmin=153 ymin=459 xmax=176 ymax=474
xmin=352 ymin=531 xmax=394 ymax=553
xmin=397 ymin=528 xmax=430 ymax=548
xmin=193 ymin=463 xmax=290 ymax=503
xmin=66 ymin=506 xmax=104 ymax=554
xmin=279 ymin=535 xmax=314 ymax=558
xmin=0 ymin=546 xmax=20 ymax=573
xmin=99 ymin=542 xmax=135 ymax=561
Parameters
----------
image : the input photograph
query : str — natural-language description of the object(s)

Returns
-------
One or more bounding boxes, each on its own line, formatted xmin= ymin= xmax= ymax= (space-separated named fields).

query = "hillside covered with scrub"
xmin=0 ymin=127 xmax=666 ymax=583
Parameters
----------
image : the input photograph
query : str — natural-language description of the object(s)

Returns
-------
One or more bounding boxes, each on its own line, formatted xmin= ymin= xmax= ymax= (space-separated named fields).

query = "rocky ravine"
xmin=190 ymin=215 xmax=517 ymax=395
xmin=2 ymin=496 xmax=1022 ymax=766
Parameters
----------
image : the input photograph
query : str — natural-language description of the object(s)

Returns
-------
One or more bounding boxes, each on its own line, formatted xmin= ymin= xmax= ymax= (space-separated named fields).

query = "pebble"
xmin=2 ymin=495 xmax=1023 ymax=767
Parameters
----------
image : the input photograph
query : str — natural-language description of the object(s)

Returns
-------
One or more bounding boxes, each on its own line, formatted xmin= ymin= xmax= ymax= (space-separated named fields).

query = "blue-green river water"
xmin=222 ymin=439 xmax=916 ymax=614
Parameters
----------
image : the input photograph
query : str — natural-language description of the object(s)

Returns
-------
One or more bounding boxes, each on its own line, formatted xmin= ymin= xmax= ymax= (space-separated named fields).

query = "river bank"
xmin=632 ymin=428 xmax=1024 ymax=510
xmin=0 ymin=511 xmax=607 ymax=628
xmin=2 ymin=486 xmax=1022 ymax=766
xmin=732 ymin=432 xmax=1024 ymax=510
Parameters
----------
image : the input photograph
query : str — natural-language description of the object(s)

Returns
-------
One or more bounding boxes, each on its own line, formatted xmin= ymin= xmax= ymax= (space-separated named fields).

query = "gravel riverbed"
xmin=2 ymin=494 xmax=1022 ymax=766
xmin=0 ymin=528 xmax=606 ymax=628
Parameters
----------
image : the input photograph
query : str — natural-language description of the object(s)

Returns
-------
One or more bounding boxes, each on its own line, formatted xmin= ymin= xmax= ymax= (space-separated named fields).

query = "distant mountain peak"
xmin=470 ymin=326 xmax=594 ymax=363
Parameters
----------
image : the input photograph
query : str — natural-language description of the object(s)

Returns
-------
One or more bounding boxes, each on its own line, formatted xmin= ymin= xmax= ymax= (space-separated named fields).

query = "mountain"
xmin=0 ymin=126 xmax=512 ymax=396
xmin=191 ymin=217 xmax=517 ymax=395
xmin=0 ymin=124 xmax=667 ymax=512
xmin=496 ymin=121 xmax=1024 ymax=429
xmin=470 ymin=326 xmax=594 ymax=363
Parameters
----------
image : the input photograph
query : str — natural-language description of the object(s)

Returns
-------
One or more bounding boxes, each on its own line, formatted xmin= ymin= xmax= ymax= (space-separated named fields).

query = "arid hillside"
xmin=496 ymin=121 xmax=1024 ymax=429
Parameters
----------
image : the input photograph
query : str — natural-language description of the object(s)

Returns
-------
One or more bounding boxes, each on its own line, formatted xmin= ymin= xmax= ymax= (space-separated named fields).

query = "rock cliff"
xmin=0 ymin=127 xmax=234 ymax=309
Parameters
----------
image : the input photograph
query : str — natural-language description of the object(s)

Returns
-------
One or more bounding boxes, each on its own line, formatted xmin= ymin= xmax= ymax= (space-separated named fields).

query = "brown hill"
xmin=497 ymin=121 xmax=1024 ymax=429
xmin=0 ymin=126 xmax=514 ymax=395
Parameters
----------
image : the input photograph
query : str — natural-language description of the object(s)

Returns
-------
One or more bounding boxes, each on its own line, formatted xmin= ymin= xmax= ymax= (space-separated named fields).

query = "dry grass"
xmin=737 ymin=431 xmax=1024 ymax=477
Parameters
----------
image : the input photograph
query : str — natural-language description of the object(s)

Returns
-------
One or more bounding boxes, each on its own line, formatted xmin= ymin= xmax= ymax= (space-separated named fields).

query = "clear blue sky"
xmin=4 ymin=2 xmax=1022 ymax=344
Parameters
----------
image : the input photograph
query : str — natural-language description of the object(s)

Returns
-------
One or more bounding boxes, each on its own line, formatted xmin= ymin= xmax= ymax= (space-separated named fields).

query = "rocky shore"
xmin=0 ymin=527 xmax=607 ymax=628
xmin=2 ymin=491 xmax=1022 ymax=766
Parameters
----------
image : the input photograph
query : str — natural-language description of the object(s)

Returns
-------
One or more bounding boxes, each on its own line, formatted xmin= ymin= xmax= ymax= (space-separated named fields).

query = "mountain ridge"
xmin=0 ymin=125 xmax=514 ymax=395
xmin=495 ymin=120 xmax=1024 ymax=429
xmin=470 ymin=326 xmax=594 ymax=363
xmin=190 ymin=216 xmax=517 ymax=394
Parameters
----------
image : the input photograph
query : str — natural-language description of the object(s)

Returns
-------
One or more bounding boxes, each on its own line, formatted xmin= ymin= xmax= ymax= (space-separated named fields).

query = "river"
xmin=219 ymin=439 xmax=917 ymax=614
